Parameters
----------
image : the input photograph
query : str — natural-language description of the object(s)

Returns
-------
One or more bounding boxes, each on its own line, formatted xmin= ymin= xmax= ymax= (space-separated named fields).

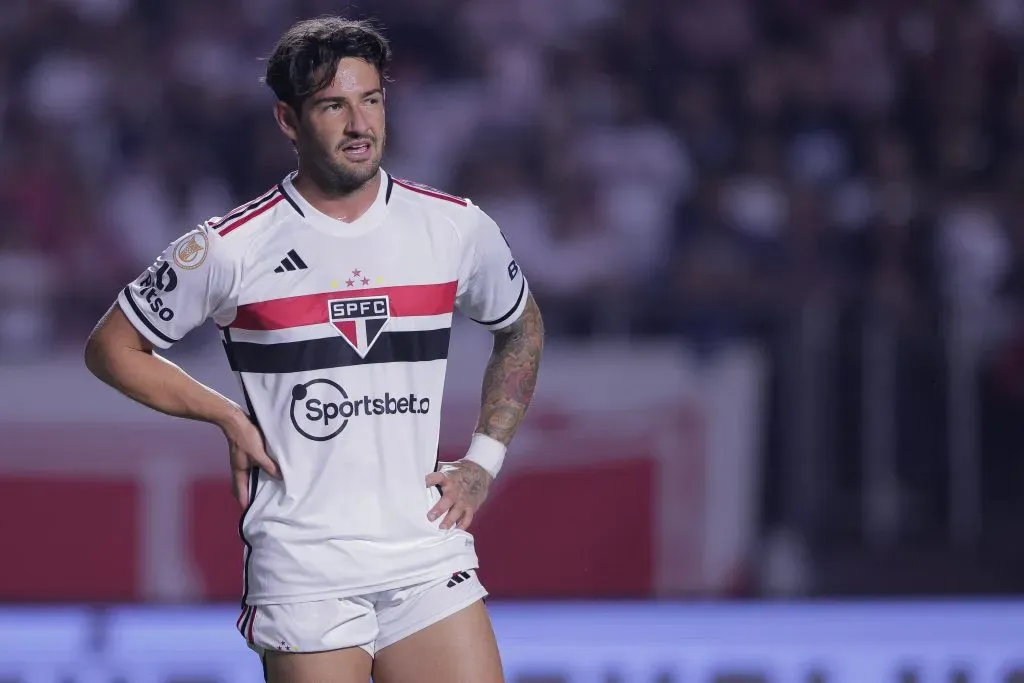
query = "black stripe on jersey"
xmin=121 ymin=286 xmax=179 ymax=345
xmin=238 ymin=467 xmax=259 ymax=608
xmin=226 ymin=328 xmax=451 ymax=374
xmin=471 ymin=279 xmax=526 ymax=327
xmin=223 ymin=327 xmax=266 ymax=609
xmin=213 ymin=189 xmax=281 ymax=231
xmin=286 ymin=249 xmax=307 ymax=269
xmin=277 ymin=182 xmax=305 ymax=217
xmin=385 ymin=174 xmax=394 ymax=203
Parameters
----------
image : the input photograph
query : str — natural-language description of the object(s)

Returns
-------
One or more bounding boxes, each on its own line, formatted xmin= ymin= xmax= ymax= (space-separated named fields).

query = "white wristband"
xmin=463 ymin=433 xmax=507 ymax=479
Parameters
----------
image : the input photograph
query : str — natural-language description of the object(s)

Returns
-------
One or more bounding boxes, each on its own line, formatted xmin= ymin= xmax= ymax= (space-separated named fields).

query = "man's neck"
xmin=292 ymin=169 xmax=381 ymax=223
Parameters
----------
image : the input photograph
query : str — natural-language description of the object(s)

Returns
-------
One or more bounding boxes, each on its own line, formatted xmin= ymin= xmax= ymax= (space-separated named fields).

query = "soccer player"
xmin=83 ymin=16 xmax=543 ymax=683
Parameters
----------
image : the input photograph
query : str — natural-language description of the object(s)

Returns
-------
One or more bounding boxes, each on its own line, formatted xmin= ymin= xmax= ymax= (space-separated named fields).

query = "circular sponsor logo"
xmin=289 ymin=379 xmax=350 ymax=441
xmin=173 ymin=231 xmax=208 ymax=270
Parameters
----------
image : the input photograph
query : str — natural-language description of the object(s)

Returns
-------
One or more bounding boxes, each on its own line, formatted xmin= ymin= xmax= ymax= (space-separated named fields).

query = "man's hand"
xmin=425 ymin=460 xmax=493 ymax=531
xmin=84 ymin=306 xmax=283 ymax=511
xmin=222 ymin=412 xmax=281 ymax=510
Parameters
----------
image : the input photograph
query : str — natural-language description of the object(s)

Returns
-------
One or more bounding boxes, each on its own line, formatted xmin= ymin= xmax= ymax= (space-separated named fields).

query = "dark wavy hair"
xmin=264 ymin=16 xmax=392 ymax=112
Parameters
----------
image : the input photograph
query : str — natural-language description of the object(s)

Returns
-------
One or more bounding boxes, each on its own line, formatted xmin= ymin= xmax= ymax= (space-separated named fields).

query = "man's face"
xmin=282 ymin=57 xmax=386 ymax=194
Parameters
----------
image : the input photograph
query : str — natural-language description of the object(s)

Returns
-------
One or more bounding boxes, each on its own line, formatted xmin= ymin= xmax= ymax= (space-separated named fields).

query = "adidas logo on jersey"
xmin=447 ymin=571 xmax=472 ymax=588
xmin=274 ymin=249 xmax=308 ymax=273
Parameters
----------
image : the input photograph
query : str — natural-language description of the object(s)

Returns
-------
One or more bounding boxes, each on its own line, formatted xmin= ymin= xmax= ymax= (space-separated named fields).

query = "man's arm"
xmin=86 ymin=304 xmax=245 ymax=427
xmin=475 ymin=293 xmax=545 ymax=445
xmin=85 ymin=304 xmax=280 ymax=505
xmin=426 ymin=294 xmax=543 ymax=529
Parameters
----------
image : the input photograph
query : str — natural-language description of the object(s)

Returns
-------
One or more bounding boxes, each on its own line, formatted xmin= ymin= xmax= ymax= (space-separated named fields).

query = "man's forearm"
xmin=89 ymin=347 xmax=245 ymax=428
xmin=475 ymin=294 xmax=544 ymax=445
xmin=85 ymin=311 xmax=246 ymax=432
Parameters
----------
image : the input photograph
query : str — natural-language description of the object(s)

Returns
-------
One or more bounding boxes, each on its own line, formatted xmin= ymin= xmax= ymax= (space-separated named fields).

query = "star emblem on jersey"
xmin=342 ymin=267 xmax=381 ymax=290
xmin=328 ymin=295 xmax=390 ymax=357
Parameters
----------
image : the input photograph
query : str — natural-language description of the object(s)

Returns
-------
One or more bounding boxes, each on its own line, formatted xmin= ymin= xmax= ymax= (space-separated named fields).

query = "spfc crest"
xmin=328 ymin=296 xmax=390 ymax=357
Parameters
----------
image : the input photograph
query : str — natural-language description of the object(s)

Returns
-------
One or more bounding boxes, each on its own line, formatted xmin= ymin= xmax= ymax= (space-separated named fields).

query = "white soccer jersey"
xmin=117 ymin=170 xmax=529 ymax=604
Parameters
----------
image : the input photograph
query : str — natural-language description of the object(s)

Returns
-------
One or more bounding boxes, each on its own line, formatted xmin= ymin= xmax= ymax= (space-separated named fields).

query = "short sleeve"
xmin=455 ymin=206 xmax=529 ymax=331
xmin=116 ymin=225 xmax=239 ymax=349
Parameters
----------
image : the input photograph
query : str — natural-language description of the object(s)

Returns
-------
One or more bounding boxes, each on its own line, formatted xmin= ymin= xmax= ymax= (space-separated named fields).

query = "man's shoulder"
xmin=201 ymin=182 xmax=299 ymax=247
xmin=387 ymin=175 xmax=488 ymax=248
xmin=388 ymin=175 xmax=477 ymax=216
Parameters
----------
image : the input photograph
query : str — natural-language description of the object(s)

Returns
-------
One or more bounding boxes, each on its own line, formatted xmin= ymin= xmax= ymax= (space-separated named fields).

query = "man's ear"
xmin=273 ymin=101 xmax=301 ymax=144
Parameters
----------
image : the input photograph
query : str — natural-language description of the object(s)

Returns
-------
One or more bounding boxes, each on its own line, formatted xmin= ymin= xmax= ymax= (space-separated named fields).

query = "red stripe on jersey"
xmin=219 ymin=194 xmax=285 ymax=236
xmin=231 ymin=281 xmax=458 ymax=331
xmin=210 ymin=186 xmax=279 ymax=230
xmin=392 ymin=178 xmax=468 ymax=206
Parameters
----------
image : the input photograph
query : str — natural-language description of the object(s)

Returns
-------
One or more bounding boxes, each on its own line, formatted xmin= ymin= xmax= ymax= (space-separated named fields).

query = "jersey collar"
xmin=279 ymin=169 xmax=393 ymax=238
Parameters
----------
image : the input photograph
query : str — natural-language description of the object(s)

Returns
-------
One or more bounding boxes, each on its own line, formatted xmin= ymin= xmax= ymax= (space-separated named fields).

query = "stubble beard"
xmin=302 ymin=133 xmax=385 ymax=197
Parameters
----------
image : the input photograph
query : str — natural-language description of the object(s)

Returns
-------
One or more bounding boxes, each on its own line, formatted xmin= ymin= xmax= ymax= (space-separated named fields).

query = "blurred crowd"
xmin=0 ymin=0 xmax=1022 ymax=351
xmin=0 ymin=0 xmax=1023 ymax=581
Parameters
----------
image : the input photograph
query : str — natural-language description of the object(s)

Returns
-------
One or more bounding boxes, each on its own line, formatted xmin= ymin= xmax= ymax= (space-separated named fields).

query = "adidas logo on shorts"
xmin=447 ymin=571 xmax=472 ymax=588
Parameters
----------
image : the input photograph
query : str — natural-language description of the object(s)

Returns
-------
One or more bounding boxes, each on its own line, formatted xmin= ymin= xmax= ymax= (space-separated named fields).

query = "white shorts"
xmin=236 ymin=569 xmax=487 ymax=659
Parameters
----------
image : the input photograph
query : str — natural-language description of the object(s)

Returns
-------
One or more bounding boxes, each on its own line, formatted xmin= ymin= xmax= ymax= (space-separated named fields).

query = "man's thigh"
xmin=371 ymin=572 xmax=503 ymax=683
xmin=264 ymin=648 xmax=372 ymax=683
xmin=244 ymin=599 xmax=376 ymax=683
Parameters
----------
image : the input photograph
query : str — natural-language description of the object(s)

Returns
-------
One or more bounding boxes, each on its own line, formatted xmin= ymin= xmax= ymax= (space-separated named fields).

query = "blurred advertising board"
xmin=0 ymin=330 xmax=765 ymax=601
xmin=0 ymin=602 xmax=1022 ymax=682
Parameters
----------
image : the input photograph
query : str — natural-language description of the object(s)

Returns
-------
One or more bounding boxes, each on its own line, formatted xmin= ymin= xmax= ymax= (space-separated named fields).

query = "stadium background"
xmin=2 ymin=0 xmax=1024 ymax=679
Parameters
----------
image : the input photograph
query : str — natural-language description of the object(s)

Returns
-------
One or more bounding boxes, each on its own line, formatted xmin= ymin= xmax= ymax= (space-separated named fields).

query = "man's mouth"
xmin=341 ymin=140 xmax=372 ymax=158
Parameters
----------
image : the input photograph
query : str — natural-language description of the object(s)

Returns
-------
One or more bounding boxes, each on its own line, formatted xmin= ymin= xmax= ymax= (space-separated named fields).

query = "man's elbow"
xmin=83 ymin=329 xmax=112 ymax=380
xmin=83 ymin=305 xmax=138 ymax=380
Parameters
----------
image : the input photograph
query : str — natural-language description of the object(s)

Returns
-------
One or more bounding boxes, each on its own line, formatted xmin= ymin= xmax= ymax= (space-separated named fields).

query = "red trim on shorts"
xmin=247 ymin=605 xmax=258 ymax=644
xmin=236 ymin=604 xmax=249 ymax=631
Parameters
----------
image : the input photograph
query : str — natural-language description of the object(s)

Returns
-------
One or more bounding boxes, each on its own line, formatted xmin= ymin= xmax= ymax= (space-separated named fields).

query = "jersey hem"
xmin=241 ymin=553 xmax=480 ymax=605
xmin=479 ymin=278 xmax=530 ymax=332
xmin=116 ymin=291 xmax=175 ymax=349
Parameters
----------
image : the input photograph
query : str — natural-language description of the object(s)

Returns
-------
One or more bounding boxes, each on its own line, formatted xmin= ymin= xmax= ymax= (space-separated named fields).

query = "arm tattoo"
xmin=476 ymin=293 xmax=545 ymax=445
